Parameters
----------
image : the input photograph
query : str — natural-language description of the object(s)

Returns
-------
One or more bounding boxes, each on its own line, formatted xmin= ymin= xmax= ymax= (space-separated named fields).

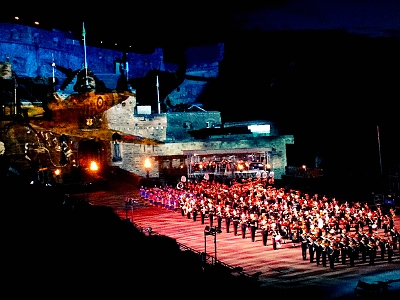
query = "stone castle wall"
xmin=0 ymin=23 xmax=223 ymax=106
xmin=112 ymin=135 xmax=294 ymax=179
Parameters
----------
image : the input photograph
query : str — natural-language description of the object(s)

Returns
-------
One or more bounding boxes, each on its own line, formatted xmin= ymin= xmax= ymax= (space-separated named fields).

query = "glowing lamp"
xmin=144 ymin=158 xmax=151 ymax=178
xmin=90 ymin=161 xmax=99 ymax=171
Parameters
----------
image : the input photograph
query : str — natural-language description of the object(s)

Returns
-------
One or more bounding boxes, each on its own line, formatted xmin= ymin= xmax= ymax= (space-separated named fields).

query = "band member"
xmin=216 ymin=206 xmax=223 ymax=230
xmin=224 ymin=207 xmax=231 ymax=233
xmin=208 ymin=203 xmax=214 ymax=227
xmin=367 ymin=241 xmax=377 ymax=265
xmin=378 ymin=238 xmax=386 ymax=261
xmin=260 ymin=218 xmax=269 ymax=246
xmin=315 ymin=238 xmax=323 ymax=265
xmin=272 ymin=231 xmax=277 ymax=250
xmin=300 ymin=233 xmax=308 ymax=260
xmin=249 ymin=214 xmax=258 ymax=242
xmin=321 ymin=240 xmax=328 ymax=267
xmin=327 ymin=242 xmax=335 ymax=269
xmin=348 ymin=241 xmax=356 ymax=267
xmin=186 ymin=204 xmax=192 ymax=220
xmin=192 ymin=205 xmax=198 ymax=222
xmin=386 ymin=240 xmax=394 ymax=263
xmin=240 ymin=214 xmax=248 ymax=239
xmin=359 ymin=237 xmax=368 ymax=263
xmin=339 ymin=238 xmax=347 ymax=265
xmin=308 ymin=236 xmax=316 ymax=263
xmin=232 ymin=210 xmax=240 ymax=236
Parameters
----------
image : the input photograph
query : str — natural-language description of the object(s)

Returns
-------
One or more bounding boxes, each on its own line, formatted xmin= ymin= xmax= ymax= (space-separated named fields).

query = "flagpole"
xmin=157 ymin=75 xmax=160 ymax=114
xmin=82 ymin=22 xmax=88 ymax=87
xmin=52 ymin=53 xmax=55 ymax=92
xmin=377 ymin=125 xmax=383 ymax=176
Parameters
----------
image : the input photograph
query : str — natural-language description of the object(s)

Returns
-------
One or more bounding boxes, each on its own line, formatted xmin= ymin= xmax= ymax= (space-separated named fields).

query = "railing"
xmin=131 ymin=221 xmax=255 ymax=280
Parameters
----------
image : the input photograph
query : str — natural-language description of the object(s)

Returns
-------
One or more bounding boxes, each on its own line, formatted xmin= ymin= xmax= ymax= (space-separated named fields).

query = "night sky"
xmin=3 ymin=1 xmax=400 ymax=178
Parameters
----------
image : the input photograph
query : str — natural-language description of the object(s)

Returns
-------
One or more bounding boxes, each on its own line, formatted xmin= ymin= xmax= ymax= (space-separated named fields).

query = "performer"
xmin=339 ymin=238 xmax=347 ymax=265
xmin=308 ymin=236 xmax=316 ymax=263
xmin=378 ymin=237 xmax=386 ymax=261
xmin=200 ymin=204 xmax=206 ymax=224
xmin=359 ymin=237 xmax=368 ymax=263
xmin=216 ymin=206 xmax=223 ymax=230
xmin=367 ymin=240 xmax=377 ymax=265
xmin=327 ymin=242 xmax=335 ymax=270
xmin=348 ymin=241 xmax=356 ymax=267
xmin=232 ymin=210 xmax=240 ymax=236
xmin=321 ymin=240 xmax=328 ymax=267
xmin=240 ymin=214 xmax=248 ymax=239
xmin=249 ymin=214 xmax=258 ymax=242
xmin=260 ymin=218 xmax=269 ymax=246
xmin=192 ymin=205 xmax=198 ymax=222
xmin=315 ymin=238 xmax=323 ymax=266
xmin=224 ymin=207 xmax=231 ymax=233
xmin=386 ymin=240 xmax=394 ymax=263
xmin=300 ymin=233 xmax=308 ymax=260
xmin=272 ymin=231 xmax=277 ymax=250
xmin=208 ymin=203 xmax=214 ymax=227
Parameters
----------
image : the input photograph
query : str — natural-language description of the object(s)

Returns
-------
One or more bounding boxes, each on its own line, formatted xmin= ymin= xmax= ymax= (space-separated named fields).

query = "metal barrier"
xmin=131 ymin=221 xmax=255 ymax=280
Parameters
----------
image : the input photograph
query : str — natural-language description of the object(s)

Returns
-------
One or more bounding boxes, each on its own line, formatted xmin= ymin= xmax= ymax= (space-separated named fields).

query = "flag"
xmin=82 ymin=22 xmax=86 ymax=37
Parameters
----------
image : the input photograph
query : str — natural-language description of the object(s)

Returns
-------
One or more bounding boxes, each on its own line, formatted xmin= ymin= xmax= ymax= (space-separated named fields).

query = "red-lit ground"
xmin=84 ymin=178 xmax=400 ymax=299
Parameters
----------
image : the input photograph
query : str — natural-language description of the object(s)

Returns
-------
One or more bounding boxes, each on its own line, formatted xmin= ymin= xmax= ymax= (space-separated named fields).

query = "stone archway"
xmin=78 ymin=139 xmax=104 ymax=171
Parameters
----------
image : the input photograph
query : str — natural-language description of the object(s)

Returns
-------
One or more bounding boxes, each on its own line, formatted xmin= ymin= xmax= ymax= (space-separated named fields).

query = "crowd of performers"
xmin=139 ymin=177 xmax=399 ymax=269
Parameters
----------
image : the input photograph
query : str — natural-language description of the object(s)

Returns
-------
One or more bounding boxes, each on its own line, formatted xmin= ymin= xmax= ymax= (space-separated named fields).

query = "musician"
xmin=327 ymin=242 xmax=335 ymax=269
xmin=272 ymin=231 xmax=277 ymax=250
xmin=200 ymin=202 xmax=206 ymax=224
xmin=308 ymin=236 xmax=316 ymax=263
xmin=240 ymin=213 xmax=248 ymax=239
xmin=367 ymin=240 xmax=377 ymax=265
xmin=321 ymin=240 xmax=328 ymax=267
xmin=208 ymin=203 xmax=215 ymax=227
xmin=186 ymin=204 xmax=192 ymax=220
xmin=224 ymin=207 xmax=231 ymax=233
xmin=378 ymin=237 xmax=386 ymax=261
xmin=192 ymin=204 xmax=198 ymax=222
xmin=339 ymin=238 xmax=347 ymax=265
xmin=216 ymin=206 xmax=223 ymax=230
xmin=232 ymin=210 xmax=240 ymax=236
xmin=315 ymin=238 xmax=323 ymax=266
xmin=260 ymin=218 xmax=269 ymax=246
xmin=249 ymin=214 xmax=258 ymax=242
xmin=386 ymin=240 xmax=394 ymax=263
xmin=359 ymin=237 xmax=368 ymax=263
xmin=300 ymin=233 xmax=308 ymax=260
xmin=348 ymin=241 xmax=356 ymax=267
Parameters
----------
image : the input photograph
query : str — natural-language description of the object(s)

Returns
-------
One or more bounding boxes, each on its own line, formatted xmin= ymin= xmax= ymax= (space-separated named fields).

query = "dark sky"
xmin=3 ymin=1 xmax=400 ymax=177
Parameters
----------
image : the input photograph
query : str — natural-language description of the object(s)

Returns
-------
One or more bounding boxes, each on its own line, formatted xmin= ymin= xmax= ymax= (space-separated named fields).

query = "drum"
xmin=372 ymin=224 xmax=378 ymax=229
xmin=280 ymin=229 xmax=287 ymax=238
xmin=275 ymin=234 xmax=281 ymax=241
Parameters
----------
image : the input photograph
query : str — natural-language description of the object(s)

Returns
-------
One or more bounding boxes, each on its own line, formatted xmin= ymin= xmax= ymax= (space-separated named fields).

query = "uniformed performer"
xmin=315 ymin=238 xmax=323 ymax=265
xmin=348 ymin=241 xmax=356 ymax=267
xmin=321 ymin=240 xmax=328 ymax=267
xmin=216 ymin=206 xmax=223 ymax=230
xmin=249 ymin=214 xmax=258 ymax=242
xmin=327 ymin=242 xmax=335 ymax=269
xmin=300 ymin=233 xmax=308 ymax=260
xmin=240 ymin=213 xmax=248 ymax=239
xmin=260 ymin=217 xmax=269 ymax=246
xmin=224 ymin=207 xmax=231 ymax=233
xmin=308 ymin=236 xmax=316 ymax=263
xmin=232 ymin=210 xmax=240 ymax=236
xmin=367 ymin=240 xmax=377 ymax=265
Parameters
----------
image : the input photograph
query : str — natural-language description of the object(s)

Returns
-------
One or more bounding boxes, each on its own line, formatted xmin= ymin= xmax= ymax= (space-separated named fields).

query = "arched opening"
xmin=78 ymin=139 xmax=103 ymax=171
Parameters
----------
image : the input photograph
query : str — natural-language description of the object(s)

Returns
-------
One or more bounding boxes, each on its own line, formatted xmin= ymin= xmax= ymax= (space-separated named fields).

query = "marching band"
xmin=140 ymin=178 xmax=399 ymax=268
